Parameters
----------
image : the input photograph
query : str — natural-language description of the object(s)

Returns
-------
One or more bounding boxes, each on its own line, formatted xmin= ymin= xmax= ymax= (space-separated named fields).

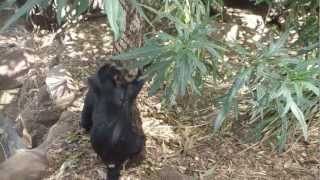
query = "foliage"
xmin=255 ymin=0 xmax=319 ymax=45
xmin=211 ymin=0 xmax=319 ymax=152
xmin=113 ymin=0 xmax=226 ymax=104
xmin=103 ymin=0 xmax=125 ymax=40
xmin=0 ymin=0 xmax=125 ymax=40
xmin=214 ymin=30 xmax=320 ymax=151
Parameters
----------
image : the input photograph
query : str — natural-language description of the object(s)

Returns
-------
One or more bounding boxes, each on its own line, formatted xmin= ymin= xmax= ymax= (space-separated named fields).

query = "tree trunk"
xmin=113 ymin=0 xmax=144 ymax=53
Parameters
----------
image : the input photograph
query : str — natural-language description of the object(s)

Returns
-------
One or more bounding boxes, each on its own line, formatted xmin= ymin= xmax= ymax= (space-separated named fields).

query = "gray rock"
xmin=0 ymin=48 xmax=30 ymax=90
xmin=0 ymin=148 xmax=48 ymax=180
xmin=45 ymin=64 xmax=77 ymax=109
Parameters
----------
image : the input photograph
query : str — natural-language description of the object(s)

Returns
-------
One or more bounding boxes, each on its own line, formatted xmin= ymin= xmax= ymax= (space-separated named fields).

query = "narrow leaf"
xmin=56 ymin=0 xmax=67 ymax=25
xmin=301 ymin=81 xmax=320 ymax=96
xmin=76 ymin=0 xmax=90 ymax=16
xmin=0 ymin=0 xmax=16 ymax=10
xmin=104 ymin=0 xmax=125 ymax=40
xmin=289 ymin=100 xmax=308 ymax=140
xmin=149 ymin=71 xmax=166 ymax=96
xmin=131 ymin=1 xmax=153 ymax=27
xmin=1 ymin=0 xmax=44 ymax=32
xmin=214 ymin=68 xmax=252 ymax=131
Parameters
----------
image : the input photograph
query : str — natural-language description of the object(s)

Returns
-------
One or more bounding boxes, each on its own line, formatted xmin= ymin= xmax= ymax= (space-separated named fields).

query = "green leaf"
xmin=56 ymin=0 xmax=67 ymax=25
xmin=144 ymin=60 xmax=172 ymax=77
xmin=149 ymin=71 xmax=166 ymax=96
xmin=172 ymin=0 xmax=184 ymax=12
xmin=1 ymin=0 xmax=45 ymax=32
xmin=214 ymin=67 xmax=252 ymax=131
xmin=135 ymin=1 xmax=159 ymax=16
xmin=289 ymin=100 xmax=308 ymax=140
xmin=0 ymin=0 xmax=16 ymax=10
xmin=174 ymin=53 xmax=189 ymax=96
xmin=157 ymin=32 xmax=177 ymax=42
xmin=76 ymin=0 xmax=90 ymax=16
xmin=189 ymin=77 xmax=201 ymax=95
xmin=194 ymin=57 xmax=207 ymax=75
xmin=301 ymin=81 xmax=320 ymax=96
xmin=279 ymin=85 xmax=292 ymax=116
xmin=104 ymin=0 xmax=125 ymax=40
xmin=132 ymin=1 xmax=153 ymax=27
xmin=192 ymin=41 xmax=227 ymax=52
xmin=157 ymin=12 xmax=188 ymax=29
xmin=263 ymin=30 xmax=290 ymax=58
xmin=206 ymin=47 xmax=222 ymax=60
xmin=278 ymin=116 xmax=288 ymax=153
xmin=127 ymin=57 xmax=154 ymax=69
xmin=186 ymin=50 xmax=207 ymax=75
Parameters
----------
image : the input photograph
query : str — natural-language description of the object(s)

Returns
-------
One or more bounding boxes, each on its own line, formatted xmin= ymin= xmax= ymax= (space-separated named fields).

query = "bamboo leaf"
xmin=149 ymin=71 xmax=166 ymax=96
xmin=191 ymin=41 xmax=227 ymax=52
xmin=301 ymin=81 xmax=320 ymax=96
xmin=127 ymin=57 xmax=154 ymax=69
xmin=76 ymin=0 xmax=89 ymax=16
xmin=206 ymin=47 xmax=222 ymax=60
xmin=1 ymin=0 xmax=45 ymax=32
xmin=192 ymin=54 xmax=207 ymax=75
xmin=132 ymin=1 xmax=153 ymax=27
xmin=144 ymin=60 xmax=172 ymax=77
xmin=0 ymin=0 xmax=16 ymax=10
xmin=56 ymin=0 xmax=67 ymax=25
xmin=293 ymin=82 xmax=303 ymax=105
xmin=104 ymin=0 xmax=125 ymax=40
xmin=289 ymin=100 xmax=308 ymax=140
xmin=214 ymin=68 xmax=252 ymax=131
xmin=278 ymin=116 xmax=288 ymax=153
xmin=263 ymin=30 xmax=290 ymax=57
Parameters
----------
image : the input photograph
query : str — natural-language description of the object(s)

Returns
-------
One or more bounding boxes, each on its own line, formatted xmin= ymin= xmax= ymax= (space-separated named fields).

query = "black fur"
xmin=80 ymin=64 xmax=144 ymax=180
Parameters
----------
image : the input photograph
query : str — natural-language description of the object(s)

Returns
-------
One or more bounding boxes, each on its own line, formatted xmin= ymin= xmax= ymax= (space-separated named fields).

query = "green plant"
xmin=113 ymin=0 xmax=226 ymax=104
xmin=0 ymin=0 xmax=126 ymax=40
xmin=214 ymin=31 xmax=320 ymax=152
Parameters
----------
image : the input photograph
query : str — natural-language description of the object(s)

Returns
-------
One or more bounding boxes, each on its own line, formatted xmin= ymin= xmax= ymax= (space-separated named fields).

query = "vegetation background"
xmin=0 ymin=0 xmax=319 ymax=179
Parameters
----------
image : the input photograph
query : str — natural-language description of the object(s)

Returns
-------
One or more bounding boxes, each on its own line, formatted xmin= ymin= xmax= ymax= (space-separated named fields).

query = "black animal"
xmin=80 ymin=64 xmax=145 ymax=180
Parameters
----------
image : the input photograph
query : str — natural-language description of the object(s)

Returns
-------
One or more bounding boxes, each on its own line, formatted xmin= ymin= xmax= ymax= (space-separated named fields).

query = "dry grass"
xmin=42 ymin=82 xmax=319 ymax=180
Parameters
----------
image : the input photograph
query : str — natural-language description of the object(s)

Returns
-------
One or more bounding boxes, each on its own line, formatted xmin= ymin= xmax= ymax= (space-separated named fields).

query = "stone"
xmin=45 ymin=64 xmax=77 ymax=109
xmin=0 ymin=149 xmax=48 ymax=180
xmin=0 ymin=48 xmax=30 ymax=90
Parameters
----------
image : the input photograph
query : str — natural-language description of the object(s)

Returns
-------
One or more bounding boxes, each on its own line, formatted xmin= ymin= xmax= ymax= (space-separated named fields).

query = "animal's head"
xmin=88 ymin=64 xmax=144 ymax=112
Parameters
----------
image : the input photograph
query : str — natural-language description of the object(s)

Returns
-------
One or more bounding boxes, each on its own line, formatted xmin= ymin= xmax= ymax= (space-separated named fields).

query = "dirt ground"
xmin=0 ymin=6 xmax=319 ymax=180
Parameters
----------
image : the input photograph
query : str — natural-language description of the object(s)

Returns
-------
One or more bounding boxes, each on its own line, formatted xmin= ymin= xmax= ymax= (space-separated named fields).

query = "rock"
xmin=0 ymin=110 xmax=76 ymax=180
xmin=0 ymin=148 xmax=48 ymax=180
xmin=18 ymin=86 xmax=62 ymax=148
xmin=0 ymin=114 xmax=25 ymax=160
xmin=17 ymin=64 xmax=78 ymax=148
xmin=0 ymin=48 xmax=30 ymax=90
xmin=39 ymin=110 xmax=76 ymax=151
xmin=0 ymin=89 xmax=19 ymax=112
xmin=45 ymin=64 xmax=77 ymax=109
